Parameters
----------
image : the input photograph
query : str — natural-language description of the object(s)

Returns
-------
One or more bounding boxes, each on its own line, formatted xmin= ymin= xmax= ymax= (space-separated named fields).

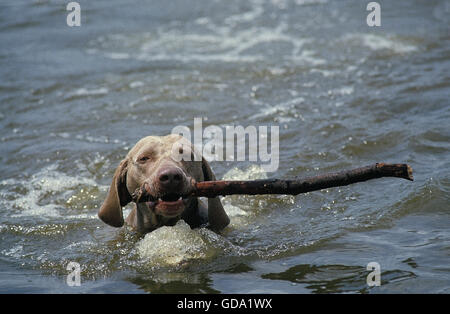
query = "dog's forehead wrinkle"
xmin=128 ymin=135 xmax=191 ymax=156
xmin=138 ymin=146 xmax=158 ymax=158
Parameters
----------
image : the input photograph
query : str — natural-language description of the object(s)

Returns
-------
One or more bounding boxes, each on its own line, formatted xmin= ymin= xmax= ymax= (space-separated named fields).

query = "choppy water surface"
xmin=0 ymin=0 xmax=449 ymax=293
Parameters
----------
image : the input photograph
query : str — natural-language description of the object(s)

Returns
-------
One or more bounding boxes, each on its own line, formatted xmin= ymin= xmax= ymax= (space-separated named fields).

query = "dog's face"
xmin=98 ymin=134 xmax=215 ymax=228
xmin=125 ymin=134 xmax=202 ymax=218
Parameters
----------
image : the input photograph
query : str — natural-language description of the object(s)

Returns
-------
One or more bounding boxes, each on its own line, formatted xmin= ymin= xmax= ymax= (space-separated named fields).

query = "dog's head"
xmin=98 ymin=134 xmax=216 ymax=227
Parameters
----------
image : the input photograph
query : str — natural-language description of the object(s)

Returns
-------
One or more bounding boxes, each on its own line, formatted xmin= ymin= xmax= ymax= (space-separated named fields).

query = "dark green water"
xmin=0 ymin=0 xmax=449 ymax=293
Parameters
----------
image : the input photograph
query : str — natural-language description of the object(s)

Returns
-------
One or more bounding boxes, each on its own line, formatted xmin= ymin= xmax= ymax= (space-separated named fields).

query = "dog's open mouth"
xmin=147 ymin=193 xmax=187 ymax=217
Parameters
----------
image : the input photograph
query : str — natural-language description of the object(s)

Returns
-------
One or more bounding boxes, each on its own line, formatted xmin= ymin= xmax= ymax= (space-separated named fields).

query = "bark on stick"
xmin=132 ymin=163 xmax=413 ymax=202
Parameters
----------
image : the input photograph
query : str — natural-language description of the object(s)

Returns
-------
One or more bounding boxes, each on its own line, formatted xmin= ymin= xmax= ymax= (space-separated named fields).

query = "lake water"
xmin=0 ymin=0 xmax=449 ymax=293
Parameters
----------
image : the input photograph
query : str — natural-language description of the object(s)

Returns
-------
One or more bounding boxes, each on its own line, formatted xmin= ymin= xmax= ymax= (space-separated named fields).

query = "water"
xmin=0 ymin=0 xmax=449 ymax=293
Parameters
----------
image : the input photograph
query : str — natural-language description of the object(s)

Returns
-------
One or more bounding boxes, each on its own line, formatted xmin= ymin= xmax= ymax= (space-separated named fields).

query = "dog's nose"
xmin=157 ymin=168 xmax=184 ymax=189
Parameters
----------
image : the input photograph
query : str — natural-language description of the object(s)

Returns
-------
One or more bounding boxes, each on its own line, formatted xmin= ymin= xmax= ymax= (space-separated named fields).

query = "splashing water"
xmin=136 ymin=165 xmax=269 ymax=267
xmin=136 ymin=220 xmax=217 ymax=266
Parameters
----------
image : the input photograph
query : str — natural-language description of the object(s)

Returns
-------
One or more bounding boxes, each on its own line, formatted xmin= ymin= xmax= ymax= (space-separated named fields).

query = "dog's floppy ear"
xmin=201 ymin=157 xmax=230 ymax=231
xmin=98 ymin=159 xmax=132 ymax=227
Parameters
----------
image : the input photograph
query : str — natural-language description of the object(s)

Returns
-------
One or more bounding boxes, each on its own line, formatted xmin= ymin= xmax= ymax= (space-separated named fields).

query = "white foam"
xmin=290 ymin=49 xmax=326 ymax=65
xmin=220 ymin=164 xmax=270 ymax=227
xmin=129 ymin=81 xmax=144 ymax=89
xmin=1 ymin=245 xmax=23 ymax=259
xmin=345 ymin=33 xmax=418 ymax=54
xmin=250 ymin=97 xmax=305 ymax=121
xmin=66 ymin=87 xmax=109 ymax=98
xmin=89 ymin=16 xmax=321 ymax=65
xmin=222 ymin=164 xmax=268 ymax=181
xmin=63 ymin=241 xmax=95 ymax=251
xmin=310 ymin=68 xmax=335 ymax=77
xmin=136 ymin=26 xmax=299 ymax=63
xmin=1 ymin=164 xmax=100 ymax=220
xmin=136 ymin=220 xmax=218 ymax=266
xmin=223 ymin=203 xmax=249 ymax=217
xmin=224 ymin=0 xmax=264 ymax=25
xmin=327 ymin=86 xmax=354 ymax=97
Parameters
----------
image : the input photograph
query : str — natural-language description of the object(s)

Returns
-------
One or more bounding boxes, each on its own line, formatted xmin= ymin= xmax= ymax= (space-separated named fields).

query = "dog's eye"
xmin=138 ymin=156 xmax=150 ymax=163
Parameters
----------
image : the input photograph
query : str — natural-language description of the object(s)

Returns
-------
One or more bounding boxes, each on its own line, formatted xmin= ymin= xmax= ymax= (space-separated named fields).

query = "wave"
xmin=342 ymin=33 xmax=418 ymax=54
xmin=0 ymin=164 xmax=101 ymax=221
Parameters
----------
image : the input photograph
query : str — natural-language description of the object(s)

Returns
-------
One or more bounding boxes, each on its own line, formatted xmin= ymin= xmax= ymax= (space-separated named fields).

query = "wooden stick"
xmin=132 ymin=163 xmax=413 ymax=202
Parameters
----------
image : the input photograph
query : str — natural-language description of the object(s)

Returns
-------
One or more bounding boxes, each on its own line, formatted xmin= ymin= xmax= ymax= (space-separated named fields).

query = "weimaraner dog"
xmin=98 ymin=134 xmax=230 ymax=234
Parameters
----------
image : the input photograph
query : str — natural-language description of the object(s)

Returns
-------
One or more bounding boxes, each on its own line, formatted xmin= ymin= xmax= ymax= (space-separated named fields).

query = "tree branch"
xmin=132 ymin=163 xmax=413 ymax=202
